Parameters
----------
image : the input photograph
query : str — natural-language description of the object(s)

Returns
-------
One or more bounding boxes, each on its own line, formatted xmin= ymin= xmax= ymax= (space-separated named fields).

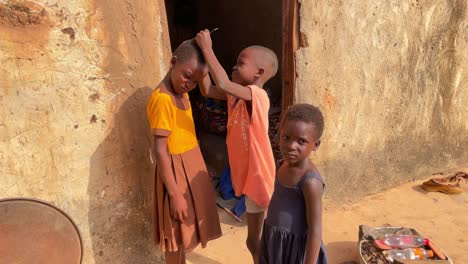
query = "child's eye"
xmin=298 ymin=139 xmax=307 ymax=145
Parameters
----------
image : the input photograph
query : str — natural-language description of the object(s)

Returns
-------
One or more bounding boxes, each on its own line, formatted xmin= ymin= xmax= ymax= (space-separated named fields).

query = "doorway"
xmin=164 ymin=0 xmax=293 ymax=175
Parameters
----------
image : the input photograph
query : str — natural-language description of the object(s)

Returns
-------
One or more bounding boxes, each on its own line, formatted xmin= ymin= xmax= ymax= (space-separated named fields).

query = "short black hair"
xmin=173 ymin=39 xmax=205 ymax=65
xmin=281 ymin=104 xmax=324 ymax=139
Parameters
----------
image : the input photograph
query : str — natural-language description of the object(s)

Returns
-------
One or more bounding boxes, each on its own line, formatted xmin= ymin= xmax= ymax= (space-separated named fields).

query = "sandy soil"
xmin=186 ymin=173 xmax=468 ymax=264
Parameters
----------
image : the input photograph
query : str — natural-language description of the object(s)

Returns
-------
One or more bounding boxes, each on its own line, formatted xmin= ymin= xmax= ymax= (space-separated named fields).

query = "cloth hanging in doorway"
xmin=219 ymin=166 xmax=246 ymax=218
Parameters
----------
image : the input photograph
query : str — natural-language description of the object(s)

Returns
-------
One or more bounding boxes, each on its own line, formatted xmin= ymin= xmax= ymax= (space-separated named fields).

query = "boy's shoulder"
xmin=247 ymin=84 xmax=266 ymax=92
xmin=247 ymin=85 xmax=270 ymax=103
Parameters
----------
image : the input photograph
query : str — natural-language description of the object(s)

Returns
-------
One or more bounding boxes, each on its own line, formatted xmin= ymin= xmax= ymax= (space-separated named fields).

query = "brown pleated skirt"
xmin=153 ymin=146 xmax=222 ymax=253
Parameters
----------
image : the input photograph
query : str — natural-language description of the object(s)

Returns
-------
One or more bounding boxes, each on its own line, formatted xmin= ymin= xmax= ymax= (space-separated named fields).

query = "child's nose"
xmin=285 ymin=141 xmax=296 ymax=151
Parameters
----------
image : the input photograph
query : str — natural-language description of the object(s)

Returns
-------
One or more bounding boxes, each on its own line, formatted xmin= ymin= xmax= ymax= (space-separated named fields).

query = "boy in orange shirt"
xmin=196 ymin=29 xmax=277 ymax=264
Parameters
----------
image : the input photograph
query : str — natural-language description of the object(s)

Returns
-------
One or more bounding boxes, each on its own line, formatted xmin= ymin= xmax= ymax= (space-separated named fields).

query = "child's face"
xmin=170 ymin=56 xmax=207 ymax=94
xmin=279 ymin=120 xmax=320 ymax=165
xmin=231 ymin=48 xmax=260 ymax=86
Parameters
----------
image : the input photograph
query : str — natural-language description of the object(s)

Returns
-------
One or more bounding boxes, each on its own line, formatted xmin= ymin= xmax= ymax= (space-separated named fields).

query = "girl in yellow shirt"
xmin=146 ymin=40 xmax=221 ymax=264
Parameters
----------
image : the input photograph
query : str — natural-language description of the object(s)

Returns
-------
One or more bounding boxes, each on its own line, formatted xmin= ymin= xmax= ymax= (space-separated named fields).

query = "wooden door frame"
xmin=282 ymin=0 xmax=299 ymax=111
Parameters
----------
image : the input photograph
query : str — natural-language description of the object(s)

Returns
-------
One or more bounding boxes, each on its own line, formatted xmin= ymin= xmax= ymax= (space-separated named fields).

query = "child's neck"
xmin=249 ymin=79 xmax=264 ymax=88
xmin=162 ymin=74 xmax=183 ymax=98
xmin=286 ymin=158 xmax=312 ymax=171
xmin=240 ymin=76 xmax=265 ymax=88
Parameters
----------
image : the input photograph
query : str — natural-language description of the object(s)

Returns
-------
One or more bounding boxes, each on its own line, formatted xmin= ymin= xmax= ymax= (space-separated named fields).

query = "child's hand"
xmin=195 ymin=29 xmax=212 ymax=51
xmin=170 ymin=193 xmax=188 ymax=222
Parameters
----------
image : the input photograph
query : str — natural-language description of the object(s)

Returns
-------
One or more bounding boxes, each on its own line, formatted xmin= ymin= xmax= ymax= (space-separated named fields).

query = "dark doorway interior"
xmin=165 ymin=0 xmax=283 ymax=175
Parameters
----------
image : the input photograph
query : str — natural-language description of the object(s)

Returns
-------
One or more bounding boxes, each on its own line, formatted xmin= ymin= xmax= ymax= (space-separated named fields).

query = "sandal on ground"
xmin=421 ymin=171 xmax=467 ymax=195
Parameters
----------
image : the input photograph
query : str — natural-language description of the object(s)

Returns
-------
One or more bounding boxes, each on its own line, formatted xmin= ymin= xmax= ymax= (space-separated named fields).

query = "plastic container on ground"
xmin=358 ymin=225 xmax=454 ymax=264
xmin=385 ymin=248 xmax=433 ymax=261
xmin=383 ymin=234 xmax=429 ymax=248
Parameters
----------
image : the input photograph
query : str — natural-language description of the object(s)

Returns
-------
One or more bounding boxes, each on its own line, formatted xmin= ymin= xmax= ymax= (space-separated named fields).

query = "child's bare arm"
xmin=196 ymin=30 xmax=252 ymax=101
xmin=154 ymin=135 xmax=188 ymax=222
xmin=199 ymin=74 xmax=227 ymax=100
xmin=303 ymin=178 xmax=324 ymax=264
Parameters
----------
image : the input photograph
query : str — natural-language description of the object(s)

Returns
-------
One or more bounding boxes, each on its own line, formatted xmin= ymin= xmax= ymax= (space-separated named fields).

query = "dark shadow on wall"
xmin=88 ymin=87 xmax=163 ymax=264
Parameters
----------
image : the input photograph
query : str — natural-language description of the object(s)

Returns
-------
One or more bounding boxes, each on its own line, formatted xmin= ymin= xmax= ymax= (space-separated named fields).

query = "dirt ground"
xmin=185 ymin=172 xmax=468 ymax=264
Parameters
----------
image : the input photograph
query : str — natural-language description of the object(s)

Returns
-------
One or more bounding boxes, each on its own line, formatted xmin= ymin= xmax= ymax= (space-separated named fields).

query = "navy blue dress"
xmin=259 ymin=172 xmax=328 ymax=264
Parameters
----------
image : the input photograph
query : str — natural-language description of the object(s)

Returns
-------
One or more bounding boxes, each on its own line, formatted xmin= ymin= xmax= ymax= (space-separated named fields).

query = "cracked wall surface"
xmin=0 ymin=0 xmax=170 ymax=263
xmin=296 ymin=0 xmax=468 ymax=201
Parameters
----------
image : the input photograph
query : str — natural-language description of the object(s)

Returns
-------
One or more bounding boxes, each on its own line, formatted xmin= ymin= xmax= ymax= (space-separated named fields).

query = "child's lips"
xmin=284 ymin=153 xmax=297 ymax=159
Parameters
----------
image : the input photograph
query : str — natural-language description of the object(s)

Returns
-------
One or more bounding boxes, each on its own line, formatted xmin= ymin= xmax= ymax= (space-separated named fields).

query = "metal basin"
xmin=0 ymin=198 xmax=82 ymax=264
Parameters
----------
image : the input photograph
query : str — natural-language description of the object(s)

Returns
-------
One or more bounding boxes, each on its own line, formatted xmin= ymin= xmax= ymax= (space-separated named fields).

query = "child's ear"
xmin=313 ymin=140 xmax=321 ymax=151
xmin=255 ymin=68 xmax=265 ymax=78
xmin=170 ymin=56 xmax=177 ymax=69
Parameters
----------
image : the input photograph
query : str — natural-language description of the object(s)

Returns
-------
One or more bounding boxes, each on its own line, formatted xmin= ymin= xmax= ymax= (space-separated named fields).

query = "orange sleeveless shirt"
xmin=226 ymin=85 xmax=275 ymax=208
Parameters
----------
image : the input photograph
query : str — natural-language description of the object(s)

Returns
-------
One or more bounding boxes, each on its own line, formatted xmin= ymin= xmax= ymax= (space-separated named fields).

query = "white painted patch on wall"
xmin=425 ymin=5 xmax=436 ymax=33
xmin=156 ymin=17 xmax=167 ymax=76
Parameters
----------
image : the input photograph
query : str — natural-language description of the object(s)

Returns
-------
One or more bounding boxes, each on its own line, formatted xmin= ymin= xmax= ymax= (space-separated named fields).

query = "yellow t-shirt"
xmin=146 ymin=88 xmax=198 ymax=154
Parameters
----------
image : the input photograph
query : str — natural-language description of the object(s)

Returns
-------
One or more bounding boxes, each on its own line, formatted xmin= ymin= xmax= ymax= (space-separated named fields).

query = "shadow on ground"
xmin=326 ymin=241 xmax=359 ymax=264
xmin=412 ymin=184 xmax=429 ymax=194
xmin=187 ymin=252 xmax=223 ymax=264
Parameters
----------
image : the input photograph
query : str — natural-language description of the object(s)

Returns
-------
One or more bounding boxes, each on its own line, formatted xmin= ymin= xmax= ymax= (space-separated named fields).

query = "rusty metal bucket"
xmin=0 ymin=198 xmax=83 ymax=264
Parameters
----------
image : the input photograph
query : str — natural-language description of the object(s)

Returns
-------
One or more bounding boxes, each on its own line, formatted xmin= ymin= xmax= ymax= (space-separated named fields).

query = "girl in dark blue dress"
xmin=259 ymin=104 xmax=328 ymax=264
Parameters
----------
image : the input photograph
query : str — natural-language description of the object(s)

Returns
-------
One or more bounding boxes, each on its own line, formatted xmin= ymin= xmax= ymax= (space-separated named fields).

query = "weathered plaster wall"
xmin=1 ymin=0 xmax=170 ymax=263
xmin=296 ymin=0 xmax=468 ymax=201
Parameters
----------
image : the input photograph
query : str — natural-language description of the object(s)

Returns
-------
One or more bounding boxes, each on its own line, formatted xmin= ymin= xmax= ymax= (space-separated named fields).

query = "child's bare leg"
xmin=246 ymin=211 xmax=265 ymax=264
xmin=165 ymin=250 xmax=186 ymax=264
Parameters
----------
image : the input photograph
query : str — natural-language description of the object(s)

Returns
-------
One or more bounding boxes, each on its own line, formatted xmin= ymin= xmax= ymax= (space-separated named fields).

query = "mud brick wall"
xmin=0 ymin=0 xmax=170 ymax=263
xmin=296 ymin=0 xmax=468 ymax=201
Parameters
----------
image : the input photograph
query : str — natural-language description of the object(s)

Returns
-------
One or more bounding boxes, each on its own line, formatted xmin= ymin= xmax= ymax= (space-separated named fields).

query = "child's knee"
xmin=245 ymin=196 xmax=265 ymax=214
